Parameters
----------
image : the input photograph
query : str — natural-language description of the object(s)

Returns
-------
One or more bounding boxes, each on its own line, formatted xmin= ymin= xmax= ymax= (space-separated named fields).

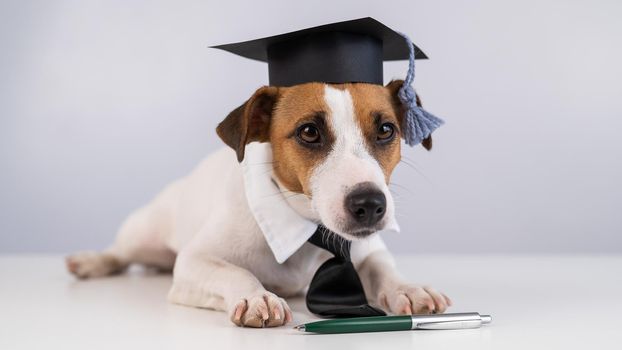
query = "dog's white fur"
xmin=67 ymin=84 xmax=450 ymax=327
xmin=310 ymin=86 xmax=398 ymax=239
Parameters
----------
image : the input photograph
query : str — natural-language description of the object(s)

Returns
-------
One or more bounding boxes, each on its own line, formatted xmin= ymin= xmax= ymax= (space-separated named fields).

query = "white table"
xmin=1 ymin=255 xmax=620 ymax=349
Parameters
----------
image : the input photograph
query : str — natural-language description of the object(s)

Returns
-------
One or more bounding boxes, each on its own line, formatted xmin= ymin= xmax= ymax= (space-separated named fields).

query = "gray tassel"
xmin=397 ymin=32 xmax=444 ymax=147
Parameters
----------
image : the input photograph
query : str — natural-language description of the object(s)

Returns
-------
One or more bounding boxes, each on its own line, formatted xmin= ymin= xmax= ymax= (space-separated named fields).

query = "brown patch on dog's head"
xmin=269 ymin=83 xmax=334 ymax=194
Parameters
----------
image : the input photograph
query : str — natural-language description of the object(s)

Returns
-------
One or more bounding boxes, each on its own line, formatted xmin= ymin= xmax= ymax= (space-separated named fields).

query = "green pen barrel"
xmin=303 ymin=316 xmax=412 ymax=334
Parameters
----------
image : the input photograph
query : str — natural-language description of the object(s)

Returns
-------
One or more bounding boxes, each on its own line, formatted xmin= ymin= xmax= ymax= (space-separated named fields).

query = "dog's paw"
xmin=229 ymin=291 xmax=292 ymax=328
xmin=65 ymin=251 xmax=126 ymax=279
xmin=378 ymin=284 xmax=452 ymax=315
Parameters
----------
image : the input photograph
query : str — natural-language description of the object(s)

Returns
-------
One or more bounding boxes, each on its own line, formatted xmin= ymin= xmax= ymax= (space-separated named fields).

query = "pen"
xmin=294 ymin=312 xmax=492 ymax=334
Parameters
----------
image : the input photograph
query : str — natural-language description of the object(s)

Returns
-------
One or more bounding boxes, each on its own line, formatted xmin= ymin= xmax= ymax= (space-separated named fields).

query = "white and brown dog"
xmin=66 ymin=81 xmax=451 ymax=327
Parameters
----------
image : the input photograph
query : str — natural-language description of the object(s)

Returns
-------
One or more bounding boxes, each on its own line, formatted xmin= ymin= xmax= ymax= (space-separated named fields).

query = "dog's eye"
xmin=377 ymin=123 xmax=395 ymax=142
xmin=297 ymin=124 xmax=321 ymax=144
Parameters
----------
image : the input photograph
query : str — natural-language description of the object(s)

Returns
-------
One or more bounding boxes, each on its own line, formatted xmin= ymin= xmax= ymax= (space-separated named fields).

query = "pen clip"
xmin=415 ymin=319 xmax=482 ymax=330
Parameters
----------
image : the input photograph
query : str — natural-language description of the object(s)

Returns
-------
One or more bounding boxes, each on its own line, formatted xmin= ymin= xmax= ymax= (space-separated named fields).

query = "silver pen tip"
xmin=481 ymin=315 xmax=492 ymax=324
xmin=293 ymin=325 xmax=306 ymax=332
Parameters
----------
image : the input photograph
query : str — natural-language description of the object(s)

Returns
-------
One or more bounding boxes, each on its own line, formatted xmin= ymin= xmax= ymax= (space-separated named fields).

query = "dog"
xmin=66 ymin=80 xmax=451 ymax=327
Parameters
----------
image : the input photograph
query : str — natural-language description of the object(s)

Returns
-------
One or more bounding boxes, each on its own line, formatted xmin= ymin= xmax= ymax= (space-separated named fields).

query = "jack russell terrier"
xmin=66 ymin=81 xmax=451 ymax=327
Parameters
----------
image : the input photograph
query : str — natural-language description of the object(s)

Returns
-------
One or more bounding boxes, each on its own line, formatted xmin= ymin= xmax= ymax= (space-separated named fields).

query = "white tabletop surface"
xmin=0 ymin=255 xmax=620 ymax=349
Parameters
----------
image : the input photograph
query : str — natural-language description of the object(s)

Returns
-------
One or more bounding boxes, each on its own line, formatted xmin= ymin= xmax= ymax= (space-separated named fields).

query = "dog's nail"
xmin=234 ymin=308 xmax=243 ymax=321
xmin=273 ymin=308 xmax=281 ymax=320
xmin=261 ymin=310 xmax=269 ymax=320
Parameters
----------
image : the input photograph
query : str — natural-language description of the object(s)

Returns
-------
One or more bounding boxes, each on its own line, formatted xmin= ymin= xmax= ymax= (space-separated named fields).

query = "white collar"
xmin=241 ymin=143 xmax=318 ymax=263
xmin=241 ymin=142 xmax=399 ymax=264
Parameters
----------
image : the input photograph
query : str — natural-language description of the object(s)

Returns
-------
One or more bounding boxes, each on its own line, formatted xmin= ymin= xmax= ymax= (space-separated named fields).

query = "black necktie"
xmin=305 ymin=225 xmax=386 ymax=317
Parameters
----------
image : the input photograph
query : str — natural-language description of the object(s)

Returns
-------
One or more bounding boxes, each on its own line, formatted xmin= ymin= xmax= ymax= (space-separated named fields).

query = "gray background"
xmin=1 ymin=0 xmax=621 ymax=254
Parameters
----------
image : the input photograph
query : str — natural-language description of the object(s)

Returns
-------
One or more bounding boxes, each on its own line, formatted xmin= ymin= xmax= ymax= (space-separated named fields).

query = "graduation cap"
xmin=211 ymin=17 xmax=444 ymax=147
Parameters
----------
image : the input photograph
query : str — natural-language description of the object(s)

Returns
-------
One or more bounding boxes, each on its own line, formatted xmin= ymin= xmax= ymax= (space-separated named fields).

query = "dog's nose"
xmin=345 ymin=188 xmax=386 ymax=226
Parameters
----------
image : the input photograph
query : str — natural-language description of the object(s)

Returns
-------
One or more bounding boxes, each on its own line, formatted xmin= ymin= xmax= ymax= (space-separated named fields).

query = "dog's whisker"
xmin=389 ymin=182 xmax=410 ymax=190
xmin=259 ymin=168 xmax=276 ymax=176
xmin=388 ymin=188 xmax=406 ymax=199
xmin=399 ymin=158 xmax=433 ymax=184
xmin=324 ymin=228 xmax=330 ymax=247
xmin=246 ymin=161 xmax=279 ymax=166
xmin=260 ymin=190 xmax=290 ymax=198
xmin=399 ymin=159 xmax=421 ymax=172
xmin=389 ymin=182 xmax=415 ymax=197
xmin=401 ymin=155 xmax=421 ymax=164
xmin=260 ymin=187 xmax=306 ymax=199
xmin=245 ymin=164 xmax=276 ymax=169
xmin=255 ymin=163 xmax=282 ymax=176
xmin=399 ymin=157 xmax=423 ymax=170
xmin=283 ymin=193 xmax=304 ymax=200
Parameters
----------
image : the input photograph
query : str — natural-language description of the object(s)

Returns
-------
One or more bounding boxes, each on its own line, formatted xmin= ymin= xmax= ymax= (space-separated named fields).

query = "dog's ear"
xmin=216 ymin=86 xmax=280 ymax=162
xmin=385 ymin=80 xmax=433 ymax=151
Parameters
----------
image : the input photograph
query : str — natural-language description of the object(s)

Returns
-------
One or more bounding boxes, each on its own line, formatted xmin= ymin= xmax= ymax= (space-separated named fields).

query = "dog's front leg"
xmin=168 ymin=250 xmax=292 ymax=327
xmin=357 ymin=249 xmax=452 ymax=315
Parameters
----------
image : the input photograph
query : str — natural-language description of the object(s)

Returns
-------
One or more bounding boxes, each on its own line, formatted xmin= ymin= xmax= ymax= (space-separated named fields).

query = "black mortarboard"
xmin=211 ymin=17 xmax=428 ymax=87
xmin=212 ymin=17 xmax=444 ymax=147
